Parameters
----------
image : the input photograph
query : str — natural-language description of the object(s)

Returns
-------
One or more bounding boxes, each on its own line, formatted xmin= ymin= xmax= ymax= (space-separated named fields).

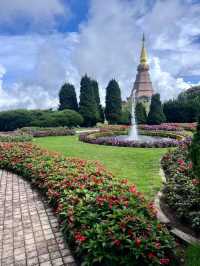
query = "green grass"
xmin=35 ymin=136 xmax=168 ymax=199
xmin=185 ymin=245 xmax=200 ymax=266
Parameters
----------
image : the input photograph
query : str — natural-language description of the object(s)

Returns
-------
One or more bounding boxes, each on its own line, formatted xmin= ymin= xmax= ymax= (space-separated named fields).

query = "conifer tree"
xmin=79 ymin=75 xmax=98 ymax=126
xmin=147 ymin=94 xmax=166 ymax=125
xmin=59 ymin=83 xmax=78 ymax=111
xmin=105 ymin=79 xmax=122 ymax=124
xmin=190 ymin=117 xmax=200 ymax=178
xmin=135 ymin=102 xmax=147 ymax=124
xmin=91 ymin=80 xmax=104 ymax=122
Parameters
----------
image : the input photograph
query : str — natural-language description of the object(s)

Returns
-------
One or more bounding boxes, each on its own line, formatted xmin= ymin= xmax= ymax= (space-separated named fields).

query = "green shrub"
xmin=0 ymin=143 xmax=177 ymax=266
xmin=0 ymin=109 xmax=83 ymax=131
xmin=162 ymin=144 xmax=200 ymax=232
xmin=18 ymin=127 xmax=75 ymax=137
xmin=147 ymin=94 xmax=166 ymax=125
xmin=136 ymin=102 xmax=147 ymax=124
xmin=190 ymin=117 xmax=200 ymax=178
xmin=0 ymin=134 xmax=32 ymax=142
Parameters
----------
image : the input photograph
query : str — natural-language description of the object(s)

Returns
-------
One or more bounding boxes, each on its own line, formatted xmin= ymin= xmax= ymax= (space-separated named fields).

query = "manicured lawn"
xmin=35 ymin=136 xmax=168 ymax=198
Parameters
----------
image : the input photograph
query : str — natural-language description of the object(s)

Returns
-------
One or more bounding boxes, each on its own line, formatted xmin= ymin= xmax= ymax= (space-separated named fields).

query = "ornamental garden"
xmin=0 ymin=77 xmax=200 ymax=266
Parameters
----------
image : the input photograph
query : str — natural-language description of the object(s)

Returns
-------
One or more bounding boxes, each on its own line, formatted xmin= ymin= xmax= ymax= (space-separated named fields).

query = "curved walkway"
xmin=0 ymin=170 xmax=76 ymax=266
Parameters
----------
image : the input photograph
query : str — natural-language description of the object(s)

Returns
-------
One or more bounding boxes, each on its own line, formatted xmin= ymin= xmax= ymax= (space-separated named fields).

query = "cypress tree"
xmin=91 ymin=79 xmax=104 ymax=122
xmin=135 ymin=102 xmax=147 ymax=124
xmin=105 ymin=79 xmax=122 ymax=124
xmin=190 ymin=117 xmax=200 ymax=178
xmin=147 ymin=94 xmax=166 ymax=125
xmin=59 ymin=83 xmax=78 ymax=111
xmin=79 ymin=75 xmax=98 ymax=126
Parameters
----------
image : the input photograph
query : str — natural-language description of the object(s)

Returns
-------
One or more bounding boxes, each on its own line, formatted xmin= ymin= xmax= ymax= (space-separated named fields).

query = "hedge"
xmin=0 ymin=134 xmax=33 ymax=142
xmin=18 ymin=127 xmax=75 ymax=137
xmin=0 ymin=143 xmax=177 ymax=265
xmin=0 ymin=109 xmax=83 ymax=131
xmin=161 ymin=142 xmax=200 ymax=233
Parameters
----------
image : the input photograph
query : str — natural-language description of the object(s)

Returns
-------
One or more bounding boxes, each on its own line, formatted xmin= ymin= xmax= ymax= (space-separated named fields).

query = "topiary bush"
xmin=0 ymin=143 xmax=177 ymax=266
xmin=147 ymin=94 xmax=166 ymax=125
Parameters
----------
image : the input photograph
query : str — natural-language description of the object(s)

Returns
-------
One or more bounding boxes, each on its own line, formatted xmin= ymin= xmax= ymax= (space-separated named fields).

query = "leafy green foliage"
xmin=185 ymin=245 xmax=200 ymax=266
xmin=105 ymin=79 xmax=122 ymax=124
xmin=0 ymin=142 xmax=176 ymax=266
xmin=162 ymin=144 xmax=200 ymax=232
xmin=91 ymin=79 xmax=104 ymax=123
xmin=190 ymin=117 xmax=200 ymax=178
xmin=79 ymin=75 xmax=99 ymax=126
xmin=119 ymin=110 xmax=131 ymax=125
xmin=59 ymin=83 xmax=78 ymax=111
xmin=0 ymin=109 xmax=83 ymax=131
xmin=0 ymin=134 xmax=32 ymax=142
xmin=136 ymin=102 xmax=147 ymax=124
xmin=147 ymin=94 xmax=166 ymax=125
xmin=163 ymin=86 xmax=200 ymax=122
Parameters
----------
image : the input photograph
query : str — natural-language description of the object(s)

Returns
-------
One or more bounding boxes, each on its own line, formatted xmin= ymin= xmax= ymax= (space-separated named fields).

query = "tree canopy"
xmin=105 ymin=79 xmax=122 ymax=124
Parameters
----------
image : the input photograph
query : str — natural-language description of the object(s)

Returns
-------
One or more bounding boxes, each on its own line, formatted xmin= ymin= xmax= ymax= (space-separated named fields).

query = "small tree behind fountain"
xmin=147 ymin=94 xmax=166 ymax=125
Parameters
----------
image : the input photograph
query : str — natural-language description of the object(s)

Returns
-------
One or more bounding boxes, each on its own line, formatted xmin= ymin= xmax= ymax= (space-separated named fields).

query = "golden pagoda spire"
xmin=140 ymin=33 xmax=148 ymax=65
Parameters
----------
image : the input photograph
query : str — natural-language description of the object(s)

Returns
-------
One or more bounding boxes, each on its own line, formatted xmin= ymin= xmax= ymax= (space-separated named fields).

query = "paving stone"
xmin=0 ymin=170 xmax=76 ymax=266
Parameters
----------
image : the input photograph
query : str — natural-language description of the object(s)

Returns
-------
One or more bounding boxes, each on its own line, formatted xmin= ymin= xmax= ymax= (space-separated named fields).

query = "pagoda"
xmin=131 ymin=34 xmax=154 ymax=113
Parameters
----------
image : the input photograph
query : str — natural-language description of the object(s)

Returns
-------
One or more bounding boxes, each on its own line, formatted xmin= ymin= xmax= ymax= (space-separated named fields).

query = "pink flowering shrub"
xmin=162 ymin=143 xmax=200 ymax=233
xmin=0 ymin=142 xmax=177 ymax=265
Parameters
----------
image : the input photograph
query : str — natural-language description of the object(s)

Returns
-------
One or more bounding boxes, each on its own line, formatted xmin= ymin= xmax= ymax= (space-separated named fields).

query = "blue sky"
xmin=0 ymin=0 xmax=200 ymax=110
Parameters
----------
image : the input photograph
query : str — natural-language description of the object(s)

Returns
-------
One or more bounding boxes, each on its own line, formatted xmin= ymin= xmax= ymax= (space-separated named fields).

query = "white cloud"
xmin=0 ymin=63 xmax=59 ymax=110
xmin=70 ymin=0 xmax=200 ymax=103
xmin=0 ymin=0 xmax=200 ymax=110
xmin=0 ymin=0 xmax=68 ymax=31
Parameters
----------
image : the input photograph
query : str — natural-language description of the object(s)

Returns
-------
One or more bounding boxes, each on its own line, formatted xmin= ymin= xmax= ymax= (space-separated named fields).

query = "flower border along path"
xmin=0 ymin=170 xmax=76 ymax=266
xmin=0 ymin=142 xmax=178 ymax=266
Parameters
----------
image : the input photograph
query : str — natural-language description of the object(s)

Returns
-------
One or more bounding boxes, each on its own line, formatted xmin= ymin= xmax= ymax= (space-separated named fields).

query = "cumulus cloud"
xmin=70 ymin=0 xmax=200 ymax=102
xmin=0 ymin=63 xmax=59 ymax=110
xmin=0 ymin=0 xmax=200 ymax=110
xmin=0 ymin=0 xmax=68 ymax=31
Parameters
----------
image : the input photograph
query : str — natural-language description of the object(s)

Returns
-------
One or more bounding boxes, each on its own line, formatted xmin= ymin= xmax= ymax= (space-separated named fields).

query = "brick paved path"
xmin=0 ymin=170 xmax=76 ymax=266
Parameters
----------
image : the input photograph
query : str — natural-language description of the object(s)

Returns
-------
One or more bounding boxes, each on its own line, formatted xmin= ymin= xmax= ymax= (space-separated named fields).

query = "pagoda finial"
xmin=140 ymin=33 xmax=148 ymax=65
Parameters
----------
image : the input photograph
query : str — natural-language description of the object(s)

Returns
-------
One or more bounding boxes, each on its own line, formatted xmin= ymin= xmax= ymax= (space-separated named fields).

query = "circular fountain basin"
xmin=101 ymin=135 xmax=171 ymax=143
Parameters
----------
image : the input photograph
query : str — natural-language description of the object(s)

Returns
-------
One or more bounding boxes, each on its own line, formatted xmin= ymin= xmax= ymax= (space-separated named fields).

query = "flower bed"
xmin=18 ymin=127 xmax=75 ymax=137
xmin=79 ymin=130 xmax=186 ymax=148
xmin=0 ymin=142 xmax=177 ymax=265
xmin=161 ymin=142 xmax=200 ymax=234
xmin=0 ymin=133 xmax=33 ymax=142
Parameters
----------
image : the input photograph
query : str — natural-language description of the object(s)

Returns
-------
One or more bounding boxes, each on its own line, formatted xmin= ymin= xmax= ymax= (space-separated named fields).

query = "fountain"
xmin=128 ymin=92 xmax=139 ymax=140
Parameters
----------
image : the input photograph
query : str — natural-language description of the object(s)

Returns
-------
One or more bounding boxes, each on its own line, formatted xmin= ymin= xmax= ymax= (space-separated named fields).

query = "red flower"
xmin=155 ymin=242 xmax=161 ymax=249
xmin=75 ymin=232 xmax=87 ymax=243
xmin=135 ymin=238 xmax=141 ymax=247
xmin=113 ymin=239 xmax=121 ymax=247
xmin=160 ymin=258 xmax=170 ymax=265
xmin=192 ymin=179 xmax=200 ymax=186
xmin=129 ymin=185 xmax=137 ymax=194
xmin=148 ymin=253 xmax=155 ymax=260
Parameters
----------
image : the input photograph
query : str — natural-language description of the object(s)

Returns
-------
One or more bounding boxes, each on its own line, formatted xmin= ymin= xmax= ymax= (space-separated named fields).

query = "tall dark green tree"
xmin=135 ymin=102 xmax=147 ymax=124
xmin=105 ymin=79 xmax=122 ymax=124
xmin=147 ymin=93 xmax=166 ymax=125
xmin=79 ymin=75 xmax=98 ymax=126
xmin=190 ymin=117 xmax=200 ymax=178
xmin=91 ymin=79 xmax=104 ymax=122
xmin=59 ymin=83 xmax=78 ymax=111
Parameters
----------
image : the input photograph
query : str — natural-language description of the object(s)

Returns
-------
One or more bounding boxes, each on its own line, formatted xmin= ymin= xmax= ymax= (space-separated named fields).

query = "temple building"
xmin=131 ymin=34 xmax=154 ymax=113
